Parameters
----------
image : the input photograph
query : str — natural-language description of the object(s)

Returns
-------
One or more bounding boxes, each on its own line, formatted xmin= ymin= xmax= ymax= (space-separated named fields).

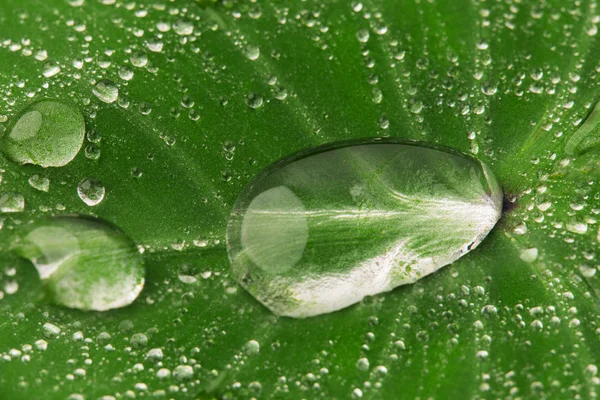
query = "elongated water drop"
xmin=11 ymin=216 xmax=144 ymax=311
xmin=227 ymin=139 xmax=503 ymax=318
xmin=0 ymin=100 xmax=85 ymax=167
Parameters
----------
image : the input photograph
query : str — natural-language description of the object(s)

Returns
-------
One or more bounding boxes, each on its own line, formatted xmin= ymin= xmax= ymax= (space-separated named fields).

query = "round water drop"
xmin=130 ymin=51 xmax=148 ymax=68
xmin=227 ymin=138 xmax=503 ymax=318
xmin=130 ymin=333 xmax=148 ymax=349
xmin=245 ymin=93 xmax=263 ymax=109
xmin=78 ymin=178 xmax=105 ymax=206
xmin=93 ymin=79 xmax=119 ymax=104
xmin=11 ymin=216 xmax=145 ymax=311
xmin=243 ymin=44 xmax=260 ymax=60
xmin=172 ymin=365 xmax=194 ymax=381
xmin=0 ymin=100 xmax=85 ymax=167
xmin=173 ymin=19 xmax=194 ymax=36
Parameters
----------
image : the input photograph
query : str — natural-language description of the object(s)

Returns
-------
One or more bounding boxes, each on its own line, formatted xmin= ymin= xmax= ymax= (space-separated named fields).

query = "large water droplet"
xmin=11 ymin=216 xmax=145 ymax=311
xmin=0 ymin=100 xmax=85 ymax=167
xmin=227 ymin=139 xmax=503 ymax=318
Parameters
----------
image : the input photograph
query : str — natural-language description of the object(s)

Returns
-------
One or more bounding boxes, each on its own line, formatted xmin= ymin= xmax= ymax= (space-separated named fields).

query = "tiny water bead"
xmin=11 ymin=216 xmax=145 ymax=311
xmin=227 ymin=139 xmax=503 ymax=318
xmin=0 ymin=100 xmax=85 ymax=167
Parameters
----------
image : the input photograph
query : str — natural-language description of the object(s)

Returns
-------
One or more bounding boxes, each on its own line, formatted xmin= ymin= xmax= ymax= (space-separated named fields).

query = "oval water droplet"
xmin=227 ymin=139 xmax=503 ymax=318
xmin=11 ymin=216 xmax=144 ymax=311
xmin=0 ymin=100 xmax=85 ymax=167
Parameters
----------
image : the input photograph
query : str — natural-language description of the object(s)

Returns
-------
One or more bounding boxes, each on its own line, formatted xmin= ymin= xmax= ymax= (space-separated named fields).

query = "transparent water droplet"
xmin=173 ymin=19 xmax=194 ymax=36
xmin=130 ymin=51 xmax=148 ymax=68
xmin=0 ymin=100 xmax=85 ymax=167
xmin=42 ymin=60 xmax=61 ymax=78
xmin=244 ymin=340 xmax=260 ymax=355
xmin=356 ymin=29 xmax=370 ymax=43
xmin=274 ymin=87 xmax=288 ymax=101
xmin=227 ymin=139 xmax=503 ymax=317
xmin=356 ymin=357 xmax=370 ymax=371
xmin=146 ymin=348 xmax=163 ymax=362
xmin=567 ymin=221 xmax=588 ymax=234
xmin=96 ymin=331 xmax=112 ymax=345
xmin=520 ymin=248 xmax=538 ymax=263
xmin=178 ymin=264 xmax=197 ymax=284
xmin=93 ymin=79 xmax=119 ymax=104
xmin=42 ymin=322 xmax=61 ymax=338
xmin=173 ymin=365 xmax=194 ymax=381
xmin=29 ymin=174 xmax=50 ymax=192
xmin=245 ymin=93 xmax=263 ymax=109
xmin=130 ymin=333 xmax=148 ymax=349
xmin=119 ymin=66 xmax=134 ymax=81
xmin=243 ymin=44 xmax=260 ymax=60
xmin=85 ymin=144 xmax=101 ymax=160
xmin=0 ymin=192 xmax=25 ymax=213
xmin=12 ymin=216 xmax=145 ymax=311
xmin=77 ymin=178 xmax=105 ymax=206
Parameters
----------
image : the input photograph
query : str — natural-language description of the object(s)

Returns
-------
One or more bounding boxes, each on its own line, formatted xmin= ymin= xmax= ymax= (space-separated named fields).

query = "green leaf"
xmin=0 ymin=0 xmax=599 ymax=399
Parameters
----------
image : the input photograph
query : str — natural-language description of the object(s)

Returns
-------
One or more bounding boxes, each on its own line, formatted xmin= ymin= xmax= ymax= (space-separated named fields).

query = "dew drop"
xmin=28 ymin=175 xmax=50 ymax=192
xmin=42 ymin=322 xmax=61 ymax=338
xmin=0 ymin=100 xmax=85 ymax=167
xmin=0 ymin=192 xmax=25 ymax=213
xmin=12 ymin=216 xmax=145 ymax=311
xmin=244 ymin=340 xmax=260 ymax=355
xmin=520 ymin=248 xmax=538 ymax=263
xmin=130 ymin=333 xmax=148 ymax=349
xmin=77 ymin=178 xmax=105 ymax=206
xmin=42 ymin=61 xmax=61 ymax=78
xmin=173 ymin=19 xmax=194 ymax=36
xmin=243 ymin=44 xmax=260 ymax=60
xmin=245 ymin=93 xmax=264 ymax=109
xmin=92 ymin=79 xmax=119 ymax=104
xmin=227 ymin=139 xmax=503 ymax=317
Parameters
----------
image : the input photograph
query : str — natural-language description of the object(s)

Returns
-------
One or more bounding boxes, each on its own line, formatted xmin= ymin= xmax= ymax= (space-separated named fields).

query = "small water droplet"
xmin=42 ymin=322 xmax=61 ymax=338
xmin=42 ymin=60 xmax=61 ymax=78
xmin=28 ymin=175 xmax=50 ymax=192
xmin=130 ymin=333 xmax=148 ymax=349
xmin=244 ymin=340 xmax=260 ymax=355
xmin=77 ymin=178 xmax=105 ymax=206
xmin=0 ymin=192 xmax=25 ymax=213
xmin=245 ymin=93 xmax=263 ymax=109
xmin=93 ymin=79 xmax=119 ymax=104
xmin=243 ymin=44 xmax=260 ymax=60
xmin=520 ymin=248 xmax=538 ymax=263
xmin=130 ymin=51 xmax=148 ymax=68
xmin=173 ymin=19 xmax=194 ymax=36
